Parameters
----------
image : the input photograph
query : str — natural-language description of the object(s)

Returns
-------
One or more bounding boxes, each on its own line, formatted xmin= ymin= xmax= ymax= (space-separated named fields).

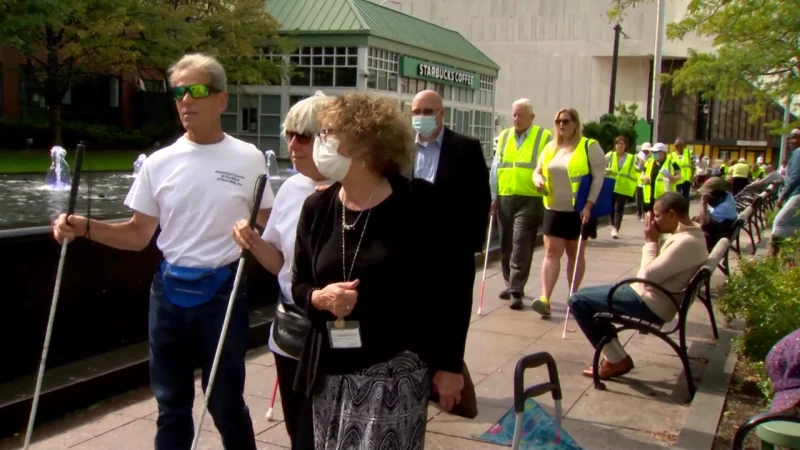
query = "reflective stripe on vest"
xmin=642 ymin=158 xmax=670 ymax=203
xmin=673 ymin=150 xmax=693 ymax=182
xmin=496 ymin=126 xmax=549 ymax=197
xmin=609 ymin=152 xmax=637 ymax=197
xmin=540 ymin=137 xmax=594 ymax=208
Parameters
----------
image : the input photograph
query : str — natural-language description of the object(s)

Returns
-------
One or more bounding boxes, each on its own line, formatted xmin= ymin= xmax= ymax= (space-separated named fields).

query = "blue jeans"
xmin=148 ymin=273 xmax=256 ymax=450
xmin=567 ymin=284 xmax=663 ymax=349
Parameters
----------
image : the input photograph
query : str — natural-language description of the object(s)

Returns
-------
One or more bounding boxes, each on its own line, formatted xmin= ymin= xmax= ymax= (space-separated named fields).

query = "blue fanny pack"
xmin=159 ymin=261 xmax=234 ymax=308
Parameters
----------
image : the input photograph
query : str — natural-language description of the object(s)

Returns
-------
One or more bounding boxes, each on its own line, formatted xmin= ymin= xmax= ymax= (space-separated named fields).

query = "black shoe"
xmin=509 ymin=295 xmax=524 ymax=310
xmin=499 ymin=290 xmax=511 ymax=300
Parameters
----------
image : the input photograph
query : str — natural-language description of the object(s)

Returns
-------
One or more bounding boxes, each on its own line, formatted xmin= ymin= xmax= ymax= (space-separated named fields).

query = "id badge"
xmin=326 ymin=319 xmax=362 ymax=349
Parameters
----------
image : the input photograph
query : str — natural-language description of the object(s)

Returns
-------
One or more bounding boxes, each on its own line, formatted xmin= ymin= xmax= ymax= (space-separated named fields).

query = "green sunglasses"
xmin=171 ymin=84 xmax=219 ymax=100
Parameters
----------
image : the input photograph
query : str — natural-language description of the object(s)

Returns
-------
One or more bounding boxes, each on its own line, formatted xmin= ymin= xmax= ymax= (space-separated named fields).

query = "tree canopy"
xmin=608 ymin=0 xmax=800 ymax=131
xmin=0 ymin=0 xmax=288 ymax=145
xmin=0 ymin=0 xmax=140 ymax=143
xmin=583 ymin=103 xmax=639 ymax=153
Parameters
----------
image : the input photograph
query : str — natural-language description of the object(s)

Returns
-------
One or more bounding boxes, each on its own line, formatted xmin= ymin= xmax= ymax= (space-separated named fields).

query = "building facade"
xmin=383 ymin=0 xmax=795 ymax=163
xmin=224 ymin=0 xmax=500 ymax=158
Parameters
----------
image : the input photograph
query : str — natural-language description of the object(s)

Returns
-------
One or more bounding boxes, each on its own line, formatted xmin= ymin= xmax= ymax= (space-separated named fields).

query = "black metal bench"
xmin=590 ymin=238 xmax=730 ymax=400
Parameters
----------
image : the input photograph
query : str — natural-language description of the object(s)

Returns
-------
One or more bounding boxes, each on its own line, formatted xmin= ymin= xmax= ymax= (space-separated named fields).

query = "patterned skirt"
xmin=312 ymin=351 xmax=431 ymax=450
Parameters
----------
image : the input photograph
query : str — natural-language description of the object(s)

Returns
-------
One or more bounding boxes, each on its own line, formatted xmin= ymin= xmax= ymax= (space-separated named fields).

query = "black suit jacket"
xmin=427 ymin=127 xmax=492 ymax=256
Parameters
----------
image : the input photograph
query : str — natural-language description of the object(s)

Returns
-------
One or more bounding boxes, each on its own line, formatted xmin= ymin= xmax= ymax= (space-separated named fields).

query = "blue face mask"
xmin=412 ymin=115 xmax=438 ymax=138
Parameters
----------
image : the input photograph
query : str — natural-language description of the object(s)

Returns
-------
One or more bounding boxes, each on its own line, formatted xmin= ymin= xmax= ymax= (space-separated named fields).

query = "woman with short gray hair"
xmin=232 ymin=91 xmax=331 ymax=450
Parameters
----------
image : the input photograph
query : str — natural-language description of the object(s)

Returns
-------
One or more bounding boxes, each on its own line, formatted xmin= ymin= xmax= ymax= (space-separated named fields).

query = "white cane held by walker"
xmin=23 ymin=142 xmax=87 ymax=450
xmin=561 ymin=225 xmax=585 ymax=340
xmin=190 ymin=174 xmax=269 ymax=450
xmin=476 ymin=213 xmax=495 ymax=316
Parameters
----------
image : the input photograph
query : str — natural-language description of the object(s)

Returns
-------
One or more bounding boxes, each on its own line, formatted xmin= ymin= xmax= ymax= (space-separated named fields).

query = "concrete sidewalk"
xmin=1 ymin=210 xmax=738 ymax=450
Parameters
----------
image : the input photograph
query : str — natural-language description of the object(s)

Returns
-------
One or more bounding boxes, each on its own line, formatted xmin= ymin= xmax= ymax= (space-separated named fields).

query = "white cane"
xmin=561 ymin=224 xmax=585 ymax=340
xmin=23 ymin=142 xmax=87 ymax=450
xmin=476 ymin=213 xmax=495 ymax=316
xmin=190 ymin=174 xmax=268 ymax=450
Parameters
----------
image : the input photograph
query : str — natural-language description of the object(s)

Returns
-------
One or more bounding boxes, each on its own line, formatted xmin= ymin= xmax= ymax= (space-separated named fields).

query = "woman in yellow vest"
xmin=604 ymin=136 xmax=639 ymax=239
xmin=531 ymin=108 xmax=606 ymax=317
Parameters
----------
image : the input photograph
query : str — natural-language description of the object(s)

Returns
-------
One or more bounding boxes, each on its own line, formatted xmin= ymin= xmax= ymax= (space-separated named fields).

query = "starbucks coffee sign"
xmin=418 ymin=63 xmax=474 ymax=87
xmin=400 ymin=56 xmax=480 ymax=90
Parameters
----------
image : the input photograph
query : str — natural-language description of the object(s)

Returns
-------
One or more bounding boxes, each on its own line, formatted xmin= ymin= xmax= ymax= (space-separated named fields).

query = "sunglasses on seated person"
xmin=285 ymin=131 xmax=313 ymax=145
xmin=171 ymin=84 xmax=221 ymax=100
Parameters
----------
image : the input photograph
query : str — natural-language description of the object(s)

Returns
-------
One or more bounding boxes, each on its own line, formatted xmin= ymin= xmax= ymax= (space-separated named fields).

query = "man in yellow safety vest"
xmin=489 ymin=98 xmax=552 ymax=310
xmin=671 ymin=138 xmax=695 ymax=200
xmin=641 ymin=143 xmax=682 ymax=211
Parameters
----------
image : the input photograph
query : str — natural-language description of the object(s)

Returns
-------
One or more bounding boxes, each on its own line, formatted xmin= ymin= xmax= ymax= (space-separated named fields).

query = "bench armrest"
xmin=607 ymin=277 xmax=682 ymax=314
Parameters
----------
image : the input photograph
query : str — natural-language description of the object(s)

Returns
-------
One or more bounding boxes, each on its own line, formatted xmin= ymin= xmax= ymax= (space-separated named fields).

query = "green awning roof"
xmin=266 ymin=0 xmax=499 ymax=72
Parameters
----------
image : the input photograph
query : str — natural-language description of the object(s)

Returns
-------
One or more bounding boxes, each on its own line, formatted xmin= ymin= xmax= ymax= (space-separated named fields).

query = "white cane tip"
xmin=266 ymin=408 xmax=274 ymax=421
xmin=477 ymin=308 xmax=482 ymax=316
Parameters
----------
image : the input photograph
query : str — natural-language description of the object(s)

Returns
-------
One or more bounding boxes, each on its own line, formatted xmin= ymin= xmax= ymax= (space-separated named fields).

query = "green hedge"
xmin=0 ymin=118 xmax=177 ymax=151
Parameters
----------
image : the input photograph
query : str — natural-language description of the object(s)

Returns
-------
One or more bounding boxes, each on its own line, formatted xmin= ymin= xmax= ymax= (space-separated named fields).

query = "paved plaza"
xmin=2 ymin=207 xmax=749 ymax=450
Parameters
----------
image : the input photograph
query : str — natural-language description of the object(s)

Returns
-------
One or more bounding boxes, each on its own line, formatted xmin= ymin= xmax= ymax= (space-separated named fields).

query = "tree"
xmin=608 ymin=0 xmax=800 ymax=132
xmin=583 ymin=103 xmax=639 ymax=152
xmin=130 ymin=0 xmax=289 ymax=106
xmin=0 ymin=0 xmax=140 ymax=145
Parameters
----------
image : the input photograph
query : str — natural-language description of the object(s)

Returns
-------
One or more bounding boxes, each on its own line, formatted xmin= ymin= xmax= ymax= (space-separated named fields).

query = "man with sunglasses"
xmin=53 ymin=53 xmax=273 ymax=449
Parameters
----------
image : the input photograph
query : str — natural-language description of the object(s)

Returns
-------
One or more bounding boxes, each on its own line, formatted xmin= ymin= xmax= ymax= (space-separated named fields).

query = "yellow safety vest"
xmin=753 ymin=166 xmax=765 ymax=179
xmin=731 ymin=163 xmax=750 ymax=178
xmin=496 ymin=126 xmax=552 ymax=197
xmin=606 ymin=151 xmax=637 ymax=197
xmin=671 ymin=150 xmax=693 ymax=182
xmin=642 ymin=157 xmax=672 ymax=203
xmin=540 ymin=137 xmax=596 ymax=209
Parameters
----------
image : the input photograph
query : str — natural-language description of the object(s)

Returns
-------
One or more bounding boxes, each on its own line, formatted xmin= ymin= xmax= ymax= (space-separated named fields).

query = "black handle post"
xmin=513 ymin=352 xmax=562 ymax=413
xmin=249 ymin=174 xmax=268 ymax=228
xmin=66 ymin=142 xmax=87 ymax=216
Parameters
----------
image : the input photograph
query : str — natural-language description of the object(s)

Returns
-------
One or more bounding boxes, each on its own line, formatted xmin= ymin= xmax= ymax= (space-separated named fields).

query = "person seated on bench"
xmin=694 ymin=177 xmax=738 ymax=251
xmin=567 ymin=192 xmax=709 ymax=379
xmin=741 ymin=165 xmax=783 ymax=195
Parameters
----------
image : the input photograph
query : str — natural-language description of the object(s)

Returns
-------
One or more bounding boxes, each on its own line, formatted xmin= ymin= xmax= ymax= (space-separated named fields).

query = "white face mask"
xmin=312 ymin=137 xmax=352 ymax=182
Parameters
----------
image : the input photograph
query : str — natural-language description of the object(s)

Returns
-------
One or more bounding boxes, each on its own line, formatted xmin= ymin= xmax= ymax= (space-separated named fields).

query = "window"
xmin=472 ymin=111 xmax=493 ymax=158
xmin=223 ymin=93 xmax=284 ymax=154
xmin=367 ymin=48 xmax=399 ymax=91
xmin=479 ymin=75 xmax=494 ymax=106
xmin=142 ymin=79 xmax=167 ymax=92
xmin=289 ymin=47 xmax=358 ymax=88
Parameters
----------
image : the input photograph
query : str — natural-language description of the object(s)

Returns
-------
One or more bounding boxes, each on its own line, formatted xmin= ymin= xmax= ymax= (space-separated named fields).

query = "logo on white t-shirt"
xmin=215 ymin=170 xmax=245 ymax=186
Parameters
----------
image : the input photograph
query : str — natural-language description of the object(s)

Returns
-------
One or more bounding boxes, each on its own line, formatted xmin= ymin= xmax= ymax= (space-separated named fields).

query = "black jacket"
xmin=428 ymin=127 xmax=492 ymax=255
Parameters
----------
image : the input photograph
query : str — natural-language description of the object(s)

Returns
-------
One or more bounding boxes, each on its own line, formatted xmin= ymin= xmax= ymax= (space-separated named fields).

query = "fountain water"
xmin=44 ymin=146 xmax=72 ymax=191
xmin=132 ymin=154 xmax=147 ymax=177
xmin=264 ymin=150 xmax=279 ymax=179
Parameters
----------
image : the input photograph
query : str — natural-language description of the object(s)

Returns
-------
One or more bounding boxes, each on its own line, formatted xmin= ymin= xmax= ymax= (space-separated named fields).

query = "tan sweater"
xmin=632 ymin=222 xmax=709 ymax=322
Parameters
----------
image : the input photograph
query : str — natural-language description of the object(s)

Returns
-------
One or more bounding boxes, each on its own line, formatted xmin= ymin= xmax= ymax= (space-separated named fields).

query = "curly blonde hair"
xmin=318 ymin=92 xmax=414 ymax=176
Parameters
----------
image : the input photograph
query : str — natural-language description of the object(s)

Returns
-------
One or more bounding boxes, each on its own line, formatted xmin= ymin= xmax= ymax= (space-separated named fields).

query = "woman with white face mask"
xmin=290 ymin=93 xmax=467 ymax=450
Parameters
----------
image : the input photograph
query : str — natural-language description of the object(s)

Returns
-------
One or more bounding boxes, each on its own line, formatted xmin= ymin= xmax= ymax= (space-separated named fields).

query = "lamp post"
xmin=608 ymin=24 xmax=623 ymax=114
xmin=702 ymin=101 xmax=712 ymax=158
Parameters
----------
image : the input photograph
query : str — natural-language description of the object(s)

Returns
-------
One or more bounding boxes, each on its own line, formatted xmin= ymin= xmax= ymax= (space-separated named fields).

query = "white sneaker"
xmin=611 ymin=228 xmax=619 ymax=239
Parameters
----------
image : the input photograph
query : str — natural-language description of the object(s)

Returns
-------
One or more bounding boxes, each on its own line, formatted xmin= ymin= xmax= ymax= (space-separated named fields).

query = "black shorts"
xmin=542 ymin=209 xmax=598 ymax=241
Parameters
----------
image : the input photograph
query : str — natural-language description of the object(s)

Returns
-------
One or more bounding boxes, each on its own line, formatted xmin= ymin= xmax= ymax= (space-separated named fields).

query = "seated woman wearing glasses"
xmin=291 ymin=92 xmax=467 ymax=450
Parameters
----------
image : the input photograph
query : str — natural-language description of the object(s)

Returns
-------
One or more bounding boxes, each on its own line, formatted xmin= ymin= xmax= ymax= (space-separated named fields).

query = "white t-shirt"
xmin=262 ymin=174 xmax=329 ymax=358
xmin=124 ymin=134 xmax=275 ymax=268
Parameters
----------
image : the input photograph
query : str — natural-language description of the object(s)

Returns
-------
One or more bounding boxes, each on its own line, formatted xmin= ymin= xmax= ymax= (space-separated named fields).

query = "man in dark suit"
xmin=410 ymin=90 xmax=491 ymax=397
xmin=411 ymin=89 xmax=491 ymax=262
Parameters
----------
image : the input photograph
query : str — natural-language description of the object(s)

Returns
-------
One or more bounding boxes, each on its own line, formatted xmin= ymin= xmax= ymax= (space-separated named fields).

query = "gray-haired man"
xmin=54 ymin=53 xmax=272 ymax=449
